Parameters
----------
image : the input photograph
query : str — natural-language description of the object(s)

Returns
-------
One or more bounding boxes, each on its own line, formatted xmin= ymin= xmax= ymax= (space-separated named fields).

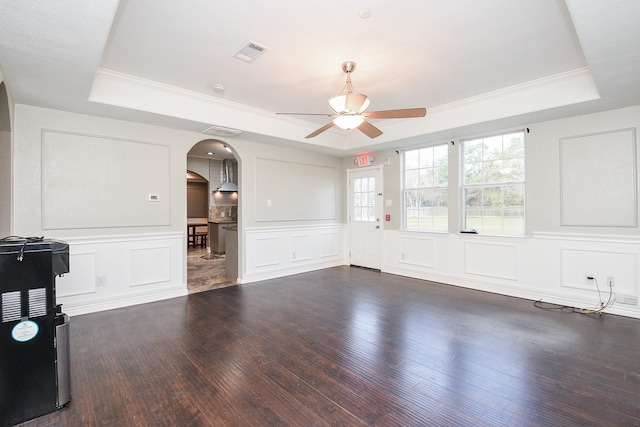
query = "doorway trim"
xmin=347 ymin=164 xmax=383 ymax=270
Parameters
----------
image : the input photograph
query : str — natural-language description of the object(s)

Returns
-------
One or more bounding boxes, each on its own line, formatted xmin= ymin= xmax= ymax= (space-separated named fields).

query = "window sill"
xmin=457 ymin=232 xmax=528 ymax=243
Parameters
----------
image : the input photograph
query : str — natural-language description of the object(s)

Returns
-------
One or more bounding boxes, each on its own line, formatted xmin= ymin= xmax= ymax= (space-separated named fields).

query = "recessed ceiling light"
xmin=359 ymin=9 xmax=372 ymax=18
xmin=207 ymin=152 xmax=214 ymax=156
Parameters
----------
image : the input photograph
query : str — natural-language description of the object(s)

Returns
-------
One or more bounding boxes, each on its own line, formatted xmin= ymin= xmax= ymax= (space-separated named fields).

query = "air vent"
xmin=2 ymin=291 xmax=21 ymax=323
xmin=202 ymin=125 xmax=242 ymax=137
xmin=28 ymin=288 xmax=47 ymax=318
xmin=233 ymin=41 xmax=269 ymax=63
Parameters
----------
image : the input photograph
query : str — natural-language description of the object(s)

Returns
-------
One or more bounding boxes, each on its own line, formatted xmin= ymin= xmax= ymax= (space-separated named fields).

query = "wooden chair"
xmin=195 ymin=225 xmax=208 ymax=247
xmin=195 ymin=231 xmax=207 ymax=247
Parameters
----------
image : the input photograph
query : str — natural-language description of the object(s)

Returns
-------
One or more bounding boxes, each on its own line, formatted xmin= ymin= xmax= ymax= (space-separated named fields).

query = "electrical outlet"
xmin=607 ymin=276 xmax=615 ymax=288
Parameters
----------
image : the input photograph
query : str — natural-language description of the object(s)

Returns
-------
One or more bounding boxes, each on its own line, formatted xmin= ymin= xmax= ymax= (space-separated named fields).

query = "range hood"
xmin=216 ymin=159 xmax=238 ymax=193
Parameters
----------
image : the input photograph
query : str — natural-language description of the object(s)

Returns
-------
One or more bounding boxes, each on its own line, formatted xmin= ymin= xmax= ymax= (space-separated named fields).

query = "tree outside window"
xmin=462 ymin=132 xmax=525 ymax=236
xmin=403 ymin=144 xmax=448 ymax=231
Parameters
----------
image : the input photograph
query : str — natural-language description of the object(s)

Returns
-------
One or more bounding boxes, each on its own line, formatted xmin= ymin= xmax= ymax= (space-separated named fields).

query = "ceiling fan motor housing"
xmin=342 ymin=61 xmax=356 ymax=74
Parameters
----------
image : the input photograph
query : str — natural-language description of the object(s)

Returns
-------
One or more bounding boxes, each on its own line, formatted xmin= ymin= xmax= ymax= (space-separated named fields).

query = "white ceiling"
xmin=1 ymin=0 xmax=639 ymax=156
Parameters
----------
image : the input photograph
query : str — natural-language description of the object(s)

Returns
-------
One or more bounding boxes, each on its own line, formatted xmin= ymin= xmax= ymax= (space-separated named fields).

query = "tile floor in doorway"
xmin=186 ymin=246 xmax=236 ymax=294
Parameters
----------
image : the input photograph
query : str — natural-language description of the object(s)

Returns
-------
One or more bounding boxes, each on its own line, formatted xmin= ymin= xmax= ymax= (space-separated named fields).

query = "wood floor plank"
xmin=190 ymin=385 xmax=254 ymax=427
xmin=270 ymin=343 xmax=390 ymax=424
xmin=125 ymin=386 xmax=210 ymax=427
xmin=256 ymin=361 xmax=367 ymax=426
xmin=240 ymin=364 xmax=337 ymax=426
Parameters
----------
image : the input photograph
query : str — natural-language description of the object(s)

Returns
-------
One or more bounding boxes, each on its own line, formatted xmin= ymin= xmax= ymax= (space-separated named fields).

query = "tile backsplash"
xmin=209 ymin=205 xmax=237 ymax=222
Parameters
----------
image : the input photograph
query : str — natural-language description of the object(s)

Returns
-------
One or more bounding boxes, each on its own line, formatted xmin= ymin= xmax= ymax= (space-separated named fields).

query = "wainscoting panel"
xmin=254 ymin=237 xmax=280 ymax=268
xmin=243 ymin=224 xmax=347 ymax=283
xmin=53 ymin=232 xmax=186 ymax=316
xmin=129 ymin=246 xmax=171 ymax=287
xmin=561 ymin=248 xmax=636 ymax=295
xmin=383 ymin=230 xmax=640 ymax=319
xmin=291 ymin=234 xmax=312 ymax=262
xmin=320 ymin=232 xmax=339 ymax=258
xmin=465 ymin=242 xmax=517 ymax=280
xmin=42 ymin=130 xmax=171 ymax=229
xmin=398 ymin=235 xmax=435 ymax=268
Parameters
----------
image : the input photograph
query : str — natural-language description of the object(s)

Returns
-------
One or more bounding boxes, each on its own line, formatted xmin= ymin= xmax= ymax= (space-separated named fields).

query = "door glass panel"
xmin=353 ymin=176 xmax=377 ymax=222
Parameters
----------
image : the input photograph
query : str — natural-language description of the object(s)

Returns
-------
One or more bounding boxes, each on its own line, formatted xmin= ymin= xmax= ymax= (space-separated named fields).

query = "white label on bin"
xmin=11 ymin=320 xmax=39 ymax=342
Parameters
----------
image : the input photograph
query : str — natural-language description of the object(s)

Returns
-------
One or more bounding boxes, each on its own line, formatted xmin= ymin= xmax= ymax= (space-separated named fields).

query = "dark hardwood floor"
xmin=18 ymin=266 xmax=640 ymax=426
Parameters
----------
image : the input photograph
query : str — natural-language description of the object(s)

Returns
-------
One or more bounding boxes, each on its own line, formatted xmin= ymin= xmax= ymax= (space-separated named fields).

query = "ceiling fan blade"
xmin=306 ymin=122 xmax=336 ymax=138
xmin=345 ymin=93 xmax=368 ymax=113
xmin=276 ymin=112 xmax=334 ymax=117
xmin=358 ymin=120 xmax=383 ymax=138
xmin=364 ymin=107 xmax=427 ymax=119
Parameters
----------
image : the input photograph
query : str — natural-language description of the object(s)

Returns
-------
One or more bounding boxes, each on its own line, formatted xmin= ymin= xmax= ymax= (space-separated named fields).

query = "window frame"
xmin=402 ymin=142 xmax=450 ymax=232
xmin=460 ymin=130 xmax=526 ymax=237
xmin=352 ymin=175 xmax=378 ymax=223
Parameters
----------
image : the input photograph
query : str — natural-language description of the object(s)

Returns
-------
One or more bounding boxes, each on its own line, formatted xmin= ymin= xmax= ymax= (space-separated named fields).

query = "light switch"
xmin=385 ymin=199 xmax=392 ymax=207
xmin=267 ymin=199 xmax=272 ymax=207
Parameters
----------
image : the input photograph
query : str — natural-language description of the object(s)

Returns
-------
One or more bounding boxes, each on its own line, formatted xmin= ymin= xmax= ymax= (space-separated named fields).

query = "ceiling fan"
xmin=277 ymin=61 xmax=427 ymax=139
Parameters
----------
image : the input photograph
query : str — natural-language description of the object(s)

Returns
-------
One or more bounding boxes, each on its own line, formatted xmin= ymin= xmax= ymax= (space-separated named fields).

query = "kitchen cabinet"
xmin=224 ymin=226 xmax=238 ymax=280
xmin=208 ymin=221 xmax=237 ymax=254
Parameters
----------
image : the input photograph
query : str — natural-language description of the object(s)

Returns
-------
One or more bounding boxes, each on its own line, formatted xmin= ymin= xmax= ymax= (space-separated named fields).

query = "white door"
xmin=348 ymin=166 xmax=383 ymax=269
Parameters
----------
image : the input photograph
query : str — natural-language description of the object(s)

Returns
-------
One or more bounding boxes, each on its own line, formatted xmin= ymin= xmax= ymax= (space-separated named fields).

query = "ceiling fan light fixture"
xmin=333 ymin=115 xmax=364 ymax=130
xmin=328 ymin=94 xmax=370 ymax=114
xmin=277 ymin=61 xmax=426 ymax=139
xmin=328 ymin=95 xmax=346 ymax=114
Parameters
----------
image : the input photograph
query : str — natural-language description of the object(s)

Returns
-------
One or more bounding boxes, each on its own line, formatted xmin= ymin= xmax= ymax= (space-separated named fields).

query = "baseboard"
xmin=383 ymin=264 xmax=640 ymax=319
xmin=61 ymin=285 xmax=188 ymax=316
xmin=240 ymin=259 xmax=347 ymax=284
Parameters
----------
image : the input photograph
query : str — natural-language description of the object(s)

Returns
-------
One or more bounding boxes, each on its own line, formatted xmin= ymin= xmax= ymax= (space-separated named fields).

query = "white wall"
xmin=55 ymin=232 xmax=185 ymax=315
xmin=367 ymin=105 xmax=640 ymax=318
xmin=12 ymin=105 xmax=199 ymax=238
xmin=186 ymin=156 xmax=210 ymax=182
xmin=231 ymin=138 xmax=347 ymax=283
xmin=237 ymin=139 xmax=345 ymax=228
xmin=10 ymin=105 xmax=348 ymax=313
xmin=0 ymin=70 xmax=13 ymax=236
xmin=17 ymin=100 xmax=639 ymax=317
xmin=527 ymin=106 xmax=640 ymax=234
xmin=11 ymin=105 xmax=204 ymax=314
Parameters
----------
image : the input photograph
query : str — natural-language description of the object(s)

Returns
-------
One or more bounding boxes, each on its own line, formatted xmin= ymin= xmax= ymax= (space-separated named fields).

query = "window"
xmin=462 ymin=131 xmax=525 ymax=236
xmin=403 ymin=144 xmax=448 ymax=231
xmin=353 ymin=176 xmax=376 ymax=222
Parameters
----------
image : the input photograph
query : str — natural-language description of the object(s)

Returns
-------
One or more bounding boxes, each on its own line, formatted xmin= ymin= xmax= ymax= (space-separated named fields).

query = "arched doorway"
xmin=186 ymin=138 xmax=239 ymax=293
xmin=0 ymin=82 xmax=12 ymax=236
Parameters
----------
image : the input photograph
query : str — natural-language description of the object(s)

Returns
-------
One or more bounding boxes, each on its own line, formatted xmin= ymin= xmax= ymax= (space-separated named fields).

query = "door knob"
xmin=375 ymin=225 xmax=380 ymax=229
